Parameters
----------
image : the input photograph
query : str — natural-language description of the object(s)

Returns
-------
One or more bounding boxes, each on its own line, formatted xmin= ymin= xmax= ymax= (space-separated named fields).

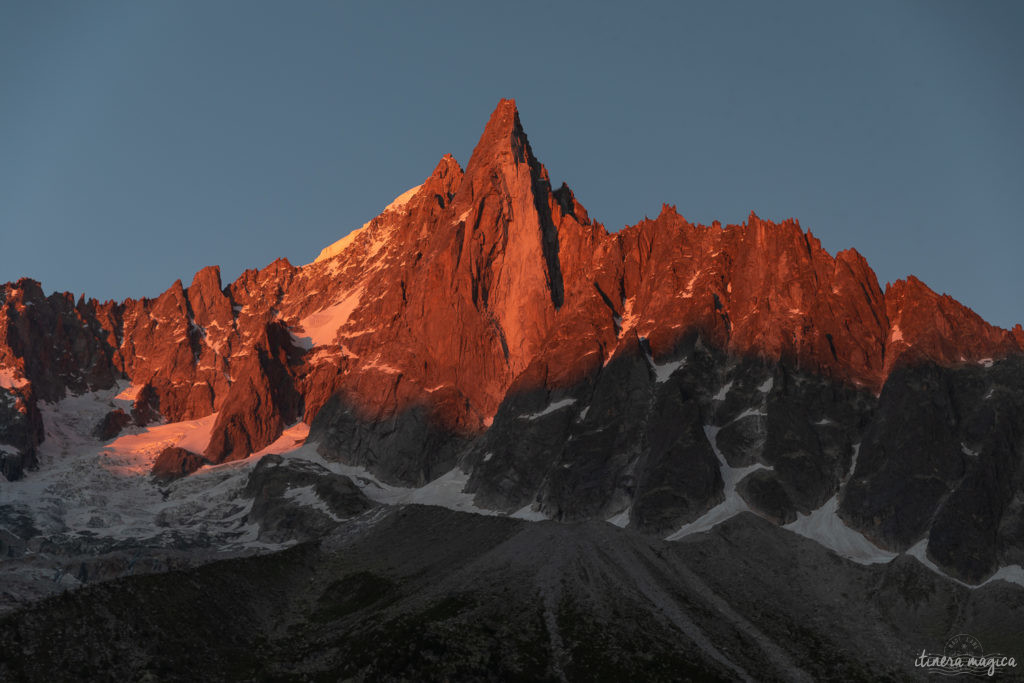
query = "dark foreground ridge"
xmin=3 ymin=506 xmax=1022 ymax=682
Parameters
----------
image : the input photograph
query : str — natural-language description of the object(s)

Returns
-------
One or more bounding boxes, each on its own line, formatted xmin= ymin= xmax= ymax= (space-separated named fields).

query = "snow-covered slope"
xmin=312 ymin=184 xmax=422 ymax=264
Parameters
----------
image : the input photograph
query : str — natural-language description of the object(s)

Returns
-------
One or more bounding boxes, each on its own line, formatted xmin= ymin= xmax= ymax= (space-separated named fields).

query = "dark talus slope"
xmin=2 ymin=507 xmax=1021 ymax=682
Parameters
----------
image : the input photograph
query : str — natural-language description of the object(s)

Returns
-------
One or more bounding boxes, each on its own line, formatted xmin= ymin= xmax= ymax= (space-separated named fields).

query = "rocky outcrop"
xmin=203 ymin=322 xmax=303 ymax=464
xmin=243 ymin=454 xmax=375 ymax=542
xmin=0 ymin=385 xmax=42 ymax=481
xmin=91 ymin=409 xmax=132 ymax=441
xmin=151 ymin=447 xmax=208 ymax=484
xmin=0 ymin=279 xmax=119 ymax=402
xmin=883 ymin=275 xmax=1021 ymax=377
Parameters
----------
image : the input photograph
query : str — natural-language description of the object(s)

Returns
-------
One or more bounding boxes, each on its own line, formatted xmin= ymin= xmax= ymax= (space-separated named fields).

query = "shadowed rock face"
xmin=91 ymin=408 xmax=132 ymax=441
xmin=310 ymin=332 xmax=1024 ymax=585
xmin=242 ymin=454 xmax=375 ymax=543
xmin=840 ymin=357 xmax=1024 ymax=583
xmin=0 ymin=383 xmax=42 ymax=480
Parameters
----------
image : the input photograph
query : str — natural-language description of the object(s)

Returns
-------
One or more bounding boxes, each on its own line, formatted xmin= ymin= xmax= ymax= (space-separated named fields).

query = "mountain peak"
xmin=422 ymin=154 xmax=463 ymax=202
xmin=465 ymin=99 xmax=535 ymax=172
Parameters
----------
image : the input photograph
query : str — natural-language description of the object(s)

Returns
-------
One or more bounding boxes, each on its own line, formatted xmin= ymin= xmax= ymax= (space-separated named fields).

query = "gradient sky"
xmin=2 ymin=1 xmax=1022 ymax=328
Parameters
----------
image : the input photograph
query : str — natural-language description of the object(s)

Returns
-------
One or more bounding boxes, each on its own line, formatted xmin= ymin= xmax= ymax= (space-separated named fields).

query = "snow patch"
xmin=903 ymin=540 xmax=1024 ymax=589
xmin=282 ymin=485 xmax=344 ymax=522
xmin=783 ymin=498 xmax=897 ymax=565
xmin=664 ymin=425 xmax=769 ymax=540
xmin=986 ymin=564 xmax=1024 ymax=588
xmin=607 ymin=507 xmax=631 ymax=528
xmin=682 ymin=271 xmax=701 ymax=297
xmin=758 ymin=377 xmax=774 ymax=393
xmin=520 ymin=398 xmax=577 ymax=420
xmin=730 ymin=407 xmax=766 ymax=422
xmin=618 ymin=297 xmax=638 ymax=336
xmin=510 ymin=504 xmax=549 ymax=521
xmin=296 ymin=287 xmax=364 ymax=347
xmin=252 ymin=423 xmax=310 ymax=459
xmin=643 ymin=347 xmax=686 ymax=383
xmin=383 ymin=184 xmax=422 ymax=212
xmin=713 ymin=381 xmax=733 ymax=401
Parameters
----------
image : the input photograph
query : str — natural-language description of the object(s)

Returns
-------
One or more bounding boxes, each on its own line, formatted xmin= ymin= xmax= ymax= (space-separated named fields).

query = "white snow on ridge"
xmin=382 ymin=184 xmax=423 ymax=212
xmin=314 ymin=228 xmax=366 ymax=264
xmin=312 ymin=184 xmax=422 ymax=264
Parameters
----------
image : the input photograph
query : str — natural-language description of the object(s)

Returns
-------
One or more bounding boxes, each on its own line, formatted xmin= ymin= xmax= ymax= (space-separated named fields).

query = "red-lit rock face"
xmin=0 ymin=99 xmax=1020 ymax=477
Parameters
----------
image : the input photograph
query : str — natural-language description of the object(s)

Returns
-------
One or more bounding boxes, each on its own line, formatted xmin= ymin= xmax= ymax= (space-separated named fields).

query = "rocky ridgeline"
xmin=2 ymin=100 xmax=1023 ymax=584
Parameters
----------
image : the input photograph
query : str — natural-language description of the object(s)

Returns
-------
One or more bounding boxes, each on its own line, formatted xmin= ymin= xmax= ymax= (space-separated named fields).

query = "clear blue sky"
xmin=2 ymin=1 xmax=1022 ymax=328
